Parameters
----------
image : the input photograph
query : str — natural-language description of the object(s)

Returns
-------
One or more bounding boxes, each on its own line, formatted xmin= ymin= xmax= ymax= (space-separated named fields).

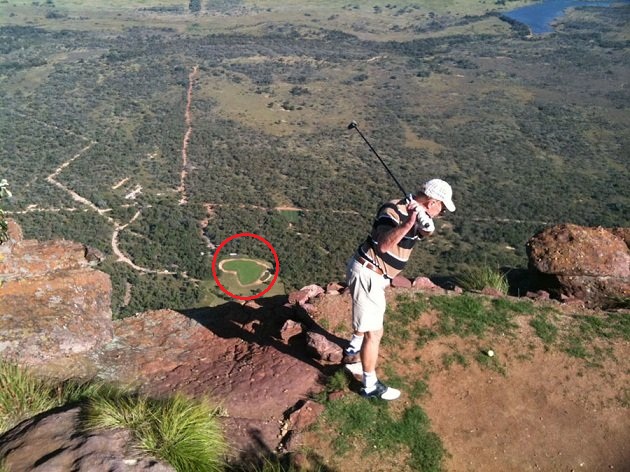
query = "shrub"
xmin=457 ymin=266 xmax=509 ymax=294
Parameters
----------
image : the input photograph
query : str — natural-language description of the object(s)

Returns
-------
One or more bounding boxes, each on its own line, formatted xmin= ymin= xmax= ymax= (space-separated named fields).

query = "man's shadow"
xmin=178 ymin=294 xmax=348 ymax=375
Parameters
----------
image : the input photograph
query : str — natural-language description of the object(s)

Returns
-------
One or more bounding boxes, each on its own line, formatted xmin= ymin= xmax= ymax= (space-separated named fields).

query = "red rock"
xmin=0 ymin=269 xmax=113 ymax=368
xmin=526 ymin=290 xmax=550 ymax=300
xmin=288 ymin=284 xmax=325 ymax=306
xmin=288 ymin=400 xmax=325 ymax=431
xmin=326 ymin=282 xmax=344 ymax=295
xmin=299 ymin=284 xmax=325 ymax=298
xmin=98 ymin=308 xmax=323 ymax=458
xmin=527 ymin=224 xmax=630 ymax=305
xmin=412 ymin=276 xmax=440 ymax=290
xmin=279 ymin=319 xmax=303 ymax=342
xmin=0 ymin=239 xmax=96 ymax=281
xmin=391 ymin=275 xmax=412 ymax=288
xmin=0 ymin=407 xmax=174 ymax=471
xmin=305 ymin=331 xmax=343 ymax=363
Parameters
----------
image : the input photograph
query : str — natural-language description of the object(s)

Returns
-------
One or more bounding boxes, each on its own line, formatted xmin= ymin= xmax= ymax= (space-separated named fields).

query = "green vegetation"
xmin=1 ymin=1 xmax=628 ymax=316
xmin=0 ymin=360 xmax=226 ymax=471
xmin=456 ymin=266 xmax=509 ymax=294
xmin=221 ymin=258 xmax=267 ymax=285
xmin=322 ymin=394 xmax=444 ymax=471
xmin=529 ymin=311 xmax=559 ymax=345
xmin=87 ymin=392 xmax=226 ymax=472
xmin=0 ymin=359 xmax=104 ymax=434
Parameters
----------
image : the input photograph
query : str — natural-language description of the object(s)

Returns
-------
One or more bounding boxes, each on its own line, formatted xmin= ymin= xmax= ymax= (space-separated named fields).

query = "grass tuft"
xmin=0 ymin=359 xmax=105 ymax=435
xmin=86 ymin=392 xmax=226 ymax=472
xmin=530 ymin=313 xmax=559 ymax=345
xmin=456 ymin=266 xmax=509 ymax=294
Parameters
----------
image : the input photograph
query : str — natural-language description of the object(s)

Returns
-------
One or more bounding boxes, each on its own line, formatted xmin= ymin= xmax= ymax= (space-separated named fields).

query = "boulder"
xmin=95 ymin=307 xmax=323 ymax=461
xmin=288 ymin=284 xmax=325 ymax=305
xmin=0 ymin=239 xmax=99 ymax=281
xmin=325 ymin=282 xmax=345 ymax=295
xmin=412 ymin=276 xmax=440 ymax=291
xmin=0 ymin=269 xmax=113 ymax=368
xmin=0 ymin=222 xmax=113 ymax=371
xmin=305 ymin=331 xmax=343 ymax=363
xmin=0 ymin=407 xmax=174 ymax=472
xmin=391 ymin=275 xmax=412 ymax=288
xmin=526 ymin=224 xmax=630 ymax=305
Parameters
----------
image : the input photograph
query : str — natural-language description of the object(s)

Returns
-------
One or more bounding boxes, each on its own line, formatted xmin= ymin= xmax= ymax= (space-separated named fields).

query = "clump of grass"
xmin=456 ymin=266 xmax=509 ymax=294
xmin=325 ymin=369 xmax=350 ymax=393
xmin=323 ymin=397 xmax=444 ymax=471
xmin=429 ymin=294 xmax=518 ymax=337
xmin=560 ymin=312 xmax=629 ymax=363
xmin=86 ymin=392 xmax=226 ymax=472
xmin=475 ymin=351 xmax=506 ymax=375
xmin=0 ymin=359 xmax=103 ymax=434
xmin=530 ymin=313 xmax=559 ymax=345
xmin=442 ymin=351 xmax=468 ymax=369
xmin=383 ymin=294 xmax=429 ymax=346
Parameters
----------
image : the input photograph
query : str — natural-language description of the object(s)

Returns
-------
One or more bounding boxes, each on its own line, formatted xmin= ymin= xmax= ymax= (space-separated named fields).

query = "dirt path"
xmin=46 ymin=141 xmax=113 ymax=219
xmin=178 ymin=65 xmax=198 ymax=205
xmin=111 ymin=210 xmax=174 ymax=275
xmin=11 ymin=111 xmax=178 ymax=275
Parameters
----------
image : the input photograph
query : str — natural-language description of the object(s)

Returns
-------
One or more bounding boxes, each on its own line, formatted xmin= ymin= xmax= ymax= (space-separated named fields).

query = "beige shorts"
xmin=346 ymin=258 xmax=390 ymax=332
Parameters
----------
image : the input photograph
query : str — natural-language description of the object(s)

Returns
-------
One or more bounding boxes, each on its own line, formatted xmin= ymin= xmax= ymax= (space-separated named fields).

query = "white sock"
xmin=347 ymin=334 xmax=364 ymax=353
xmin=362 ymin=371 xmax=377 ymax=391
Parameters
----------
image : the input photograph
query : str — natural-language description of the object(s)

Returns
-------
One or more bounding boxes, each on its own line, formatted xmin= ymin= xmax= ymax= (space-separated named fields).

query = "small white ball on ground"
xmin=487 ymin=350 xmax=495 ymax=357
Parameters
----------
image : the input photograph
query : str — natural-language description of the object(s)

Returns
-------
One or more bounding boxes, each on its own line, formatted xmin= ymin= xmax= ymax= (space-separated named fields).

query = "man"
xmin=344 ymin=178 xmax=455 ymax=400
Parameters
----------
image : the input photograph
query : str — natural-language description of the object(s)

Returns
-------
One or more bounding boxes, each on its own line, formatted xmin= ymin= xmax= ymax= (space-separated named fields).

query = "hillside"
xmin=1 ymin=1 xmax=629 ymax=316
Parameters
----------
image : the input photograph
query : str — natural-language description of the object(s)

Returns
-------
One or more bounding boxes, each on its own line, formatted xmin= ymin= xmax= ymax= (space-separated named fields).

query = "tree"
xmin=189 ymin=0 xmax=201 ymax=13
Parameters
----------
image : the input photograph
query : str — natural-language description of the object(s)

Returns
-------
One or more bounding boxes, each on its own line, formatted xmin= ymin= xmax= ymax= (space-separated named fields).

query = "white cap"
xmin=421 ymin=179 xmax=455 ymax=212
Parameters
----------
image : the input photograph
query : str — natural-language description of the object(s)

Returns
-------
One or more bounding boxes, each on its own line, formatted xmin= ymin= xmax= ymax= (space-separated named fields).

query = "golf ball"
xmin=487 ymin=350 xmax=495 ymax=357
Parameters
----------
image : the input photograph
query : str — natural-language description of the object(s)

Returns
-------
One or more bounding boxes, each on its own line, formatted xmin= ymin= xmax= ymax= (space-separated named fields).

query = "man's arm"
xmin=376 ymin=209 xmax=417 ymax=254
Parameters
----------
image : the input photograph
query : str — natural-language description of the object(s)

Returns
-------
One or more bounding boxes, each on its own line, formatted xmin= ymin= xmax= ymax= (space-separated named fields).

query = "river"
xmin=504 ymin=0 xmax=630 ymax=34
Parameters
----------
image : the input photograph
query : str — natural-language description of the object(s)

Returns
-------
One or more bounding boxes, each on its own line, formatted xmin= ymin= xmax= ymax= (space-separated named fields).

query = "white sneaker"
xmin=360 ymin=381 xmax=401 ymax=401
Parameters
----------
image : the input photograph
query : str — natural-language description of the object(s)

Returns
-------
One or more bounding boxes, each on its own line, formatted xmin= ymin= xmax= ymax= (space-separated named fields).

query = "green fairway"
xmin=221 ymin=258 xmax=267 ymax=286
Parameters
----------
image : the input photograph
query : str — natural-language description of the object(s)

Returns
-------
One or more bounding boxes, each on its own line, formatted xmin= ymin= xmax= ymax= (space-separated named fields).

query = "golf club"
xmin=347 ymin=120 xmax=412 ymax=203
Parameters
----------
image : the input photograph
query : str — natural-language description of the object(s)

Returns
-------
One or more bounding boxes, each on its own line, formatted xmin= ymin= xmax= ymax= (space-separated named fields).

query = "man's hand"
xmin=408 ymin=200 xmax=435 ymax=234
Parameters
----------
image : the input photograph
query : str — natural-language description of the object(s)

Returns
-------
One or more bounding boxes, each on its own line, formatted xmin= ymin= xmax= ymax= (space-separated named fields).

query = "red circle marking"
xmin=212 ymin=232 xmax=280 ymax=301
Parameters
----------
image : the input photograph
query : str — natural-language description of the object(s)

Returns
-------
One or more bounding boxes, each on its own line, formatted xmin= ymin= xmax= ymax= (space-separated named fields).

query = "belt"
xmin=355 ymin=255 xmax=385 ymax=277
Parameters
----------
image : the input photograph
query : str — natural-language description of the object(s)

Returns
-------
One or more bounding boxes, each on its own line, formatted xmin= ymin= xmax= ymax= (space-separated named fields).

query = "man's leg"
xmin=343 ymin=331 xmax=364 ymax=363
xmin=360 ymin=329 xmax=400 ymax=400
xmin=360 ymin=328 xmax=382 ymax=374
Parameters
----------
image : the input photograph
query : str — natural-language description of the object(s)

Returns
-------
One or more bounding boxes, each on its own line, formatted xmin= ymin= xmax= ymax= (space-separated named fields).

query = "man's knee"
xmin=364 ymin=329 xmax=383 ymax=343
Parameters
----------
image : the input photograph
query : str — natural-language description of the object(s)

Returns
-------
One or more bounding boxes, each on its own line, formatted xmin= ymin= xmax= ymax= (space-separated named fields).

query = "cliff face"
xmin=1 ymin=221 xmax=629 ymax=470
xmin=0 ymin=220 xmax=113 ymax=372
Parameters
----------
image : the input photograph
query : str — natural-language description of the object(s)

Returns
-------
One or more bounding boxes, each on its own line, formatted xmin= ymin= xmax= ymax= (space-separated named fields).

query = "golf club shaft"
xmin=348 ymin=121 xmax=411 ymax=202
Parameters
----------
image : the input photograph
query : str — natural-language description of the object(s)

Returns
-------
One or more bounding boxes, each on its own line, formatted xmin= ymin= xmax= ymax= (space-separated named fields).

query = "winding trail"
xmin=111 ymin=210 xmax=174 ymax=274
xmin=45 ymin=141 xmax=113 ymax=218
